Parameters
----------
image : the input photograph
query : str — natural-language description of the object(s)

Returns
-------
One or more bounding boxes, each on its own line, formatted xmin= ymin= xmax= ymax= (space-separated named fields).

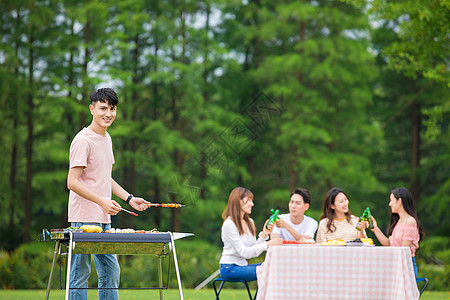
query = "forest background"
xmin=0 ymin=0 xmax=448 ymax=291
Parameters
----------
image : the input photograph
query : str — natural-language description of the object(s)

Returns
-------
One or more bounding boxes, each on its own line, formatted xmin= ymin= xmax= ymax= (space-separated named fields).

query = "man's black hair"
xmin=290 ymin=188 xmax=311 ymax=204
xmin=89 ymin=88 xmax=119 ymax=107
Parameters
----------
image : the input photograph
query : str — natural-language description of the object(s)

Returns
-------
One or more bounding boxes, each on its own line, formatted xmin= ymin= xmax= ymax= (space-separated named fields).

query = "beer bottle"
xmin=355 ymin=209 xmax=367 ymax=230
xmin=366 ymin=207 xmax=374 ymax=230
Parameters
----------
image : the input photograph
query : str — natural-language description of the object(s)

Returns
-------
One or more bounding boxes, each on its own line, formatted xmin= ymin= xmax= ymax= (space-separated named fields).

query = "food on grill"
xmin=80 ymin=225 xmax=103 ymax=233
xmin=115 ymin=228 xmax=135 ymax=233
xmin=104 ymin=228 xmax=161 ymax=233
xmin=152 ymin=203 xmax=184 ymax=208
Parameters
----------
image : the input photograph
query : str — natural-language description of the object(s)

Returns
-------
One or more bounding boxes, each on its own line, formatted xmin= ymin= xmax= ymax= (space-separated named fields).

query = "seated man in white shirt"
xmin=271 ymin=188 xmax=318 ymax=242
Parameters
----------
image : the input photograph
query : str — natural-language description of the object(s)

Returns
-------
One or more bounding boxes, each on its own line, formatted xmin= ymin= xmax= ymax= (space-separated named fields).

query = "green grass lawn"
xmin=0 ymin=289 xmax=448 ymax=300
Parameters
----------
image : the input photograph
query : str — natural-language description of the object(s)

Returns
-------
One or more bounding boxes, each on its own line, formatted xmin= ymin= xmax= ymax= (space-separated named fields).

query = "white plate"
xmin=345 ymin=242 xmax=364 ymax=247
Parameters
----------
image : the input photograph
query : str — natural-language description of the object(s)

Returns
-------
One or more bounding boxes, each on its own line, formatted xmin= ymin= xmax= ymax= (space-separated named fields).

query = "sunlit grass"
xmin=0 ymin=289 xmax=448 ymax=300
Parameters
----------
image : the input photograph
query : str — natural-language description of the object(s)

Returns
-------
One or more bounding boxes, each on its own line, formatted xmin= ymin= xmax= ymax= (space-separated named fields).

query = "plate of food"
xmin=345 ymin=238 xmax=364 ymax=246
xmin=282 ymin=240 xmax=301 ymax=245
xmin=345 ymin=238 xmax=375 ymax=246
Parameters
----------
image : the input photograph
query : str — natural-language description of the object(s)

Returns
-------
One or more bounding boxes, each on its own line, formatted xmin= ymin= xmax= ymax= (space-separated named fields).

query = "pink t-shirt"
xmin=68 ymin=127 xmax=115 ymax=223
xmin=389 ymin=223 xmax=420 ymax=257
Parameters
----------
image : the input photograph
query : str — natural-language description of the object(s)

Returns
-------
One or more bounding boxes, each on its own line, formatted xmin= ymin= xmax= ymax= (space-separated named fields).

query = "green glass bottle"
xmin=355 ymin=209 xmax=367 ymax=230
xmin=266 ymin=209 xmax=280 ymax=229
xmin=366 ymin=207 xmax=374 ymax=229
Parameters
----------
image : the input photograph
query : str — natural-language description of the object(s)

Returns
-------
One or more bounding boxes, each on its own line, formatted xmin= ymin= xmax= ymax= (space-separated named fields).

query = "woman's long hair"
xmin=320 ymin=187 xmax=352 ymax=233
xmin=387 ymin=187 xmax=424 ymax=240
xmin=222 ymin=187 xmax=256 ymax=236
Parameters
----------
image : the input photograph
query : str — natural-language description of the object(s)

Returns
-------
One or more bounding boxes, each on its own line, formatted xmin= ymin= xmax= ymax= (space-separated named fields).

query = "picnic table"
xmin=256 ymin=245 xmax=419 ymax=300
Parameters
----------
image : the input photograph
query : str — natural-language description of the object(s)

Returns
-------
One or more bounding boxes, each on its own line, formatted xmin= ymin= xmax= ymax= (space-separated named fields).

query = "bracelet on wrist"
xmin=126 ymin=194 xmax=133 ymax=204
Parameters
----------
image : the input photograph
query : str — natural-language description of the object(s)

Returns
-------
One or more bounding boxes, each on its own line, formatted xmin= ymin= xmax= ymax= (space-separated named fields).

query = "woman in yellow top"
xmin=316 ymin=187 xmax=366 ymax=243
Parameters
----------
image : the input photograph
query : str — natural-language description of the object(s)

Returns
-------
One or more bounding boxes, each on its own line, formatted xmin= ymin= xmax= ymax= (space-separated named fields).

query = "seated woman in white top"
xmin=219 ymin=187 xmax=283 ymax=281
xmin=316 ymin=187 xmax=367 ymax=244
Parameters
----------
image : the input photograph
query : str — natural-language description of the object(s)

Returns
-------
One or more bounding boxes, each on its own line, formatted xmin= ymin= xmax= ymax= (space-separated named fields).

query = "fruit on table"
xmin=349 ymin=238 xmax=363 ymax=243
xmin=80 ymin=225 xmax=103 ymax=233
xmin=360 ymin=238 xmax=373 ymax=245
xmin=346 ymin=238 xmax=374 ymax=246
xmin=282 ymin=240 xmax=301 ymax=244
xmin=321 ymin=239 xmax=346 ymax=246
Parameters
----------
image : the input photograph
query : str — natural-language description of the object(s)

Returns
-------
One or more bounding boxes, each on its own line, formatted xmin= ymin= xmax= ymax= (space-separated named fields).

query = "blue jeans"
xmin=69 ymin=222 xmax=120 ymax=300
xmin=220 ymin=263 xmax=261 ymax=282
xmin=412 ymin=256 xmax=418 ymax=278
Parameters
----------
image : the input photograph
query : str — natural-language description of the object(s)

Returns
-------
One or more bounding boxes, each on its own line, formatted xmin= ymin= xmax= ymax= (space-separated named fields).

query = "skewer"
xmin=150 ymin=203 xmax=185 ymax=208
xmin=121 ymin=207 xmax=139 ymax=216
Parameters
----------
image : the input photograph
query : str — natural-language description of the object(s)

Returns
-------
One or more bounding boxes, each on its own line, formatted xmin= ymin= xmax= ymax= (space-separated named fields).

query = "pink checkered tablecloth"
xmin=256 ymin=245 xmax=419 ymax=300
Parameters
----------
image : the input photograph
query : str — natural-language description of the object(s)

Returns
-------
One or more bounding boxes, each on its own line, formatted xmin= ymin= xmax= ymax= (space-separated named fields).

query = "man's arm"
xmin=111 ymin=179 xmax=151 ymax=211
xmin=67 ymin=166 xmax=121 ymax=215
xmin=111 ymin=178 xmax=129 ymax=201
xmin=286 ymin=225 xmax=311 ymax=241
xmin=275 ymin=218 xmax=309 ymax=241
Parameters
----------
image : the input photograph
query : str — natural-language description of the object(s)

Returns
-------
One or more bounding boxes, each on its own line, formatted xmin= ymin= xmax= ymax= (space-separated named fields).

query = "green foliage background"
xmin=0 ymin=0 xmax=448 ymax=290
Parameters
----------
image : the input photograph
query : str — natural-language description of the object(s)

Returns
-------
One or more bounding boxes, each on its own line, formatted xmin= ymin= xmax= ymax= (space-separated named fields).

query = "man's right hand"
xmin=101 ymin=199 xmax=122 ymax=215
xmin=275 ymin=218 xmax=288 ymax=229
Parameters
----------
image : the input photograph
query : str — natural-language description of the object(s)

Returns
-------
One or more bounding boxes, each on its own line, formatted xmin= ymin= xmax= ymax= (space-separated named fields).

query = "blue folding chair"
xmin=416 ymin=277 xmax=429 ymax=297
xmin=213 ymin=277 xmax=257 ymax=300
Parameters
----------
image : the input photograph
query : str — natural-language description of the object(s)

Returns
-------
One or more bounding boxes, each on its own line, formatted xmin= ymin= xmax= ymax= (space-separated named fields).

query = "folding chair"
xmin=416 ymin=277 xmax=429 ymax=298
xmin=212 ymin=277 xmax=256 ymax=300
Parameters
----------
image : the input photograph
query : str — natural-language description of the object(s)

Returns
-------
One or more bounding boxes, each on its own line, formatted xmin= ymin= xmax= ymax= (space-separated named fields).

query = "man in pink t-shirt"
xmin=67 ymin=88 xmax=151 ymax=300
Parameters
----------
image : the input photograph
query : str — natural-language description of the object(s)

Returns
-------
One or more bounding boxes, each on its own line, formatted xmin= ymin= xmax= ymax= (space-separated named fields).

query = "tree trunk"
xmin=288 ymin=20 xmax=306 ymax=192
xmin=170 ymin=8 xmax=188 ymax=232
xmin=129 ymin=34 xmax=140 ymax=197
xmin=152 ymin=44 xmax=161 ymax=227
xmin=62 ymin=18 xmax=76 ymax=227
xmin=153 ymin=177 xmax=160 ymax=227
xmin=197 ymin=5 xmax=211 ymax=200
xmin=80 ymin=20 xmax=91 ymax=128
xmin=24 ymin=30 xmax=35 ymax=243
xmin=9 ymin=103 xmax=17 ymax=229
xmin=9 ymin=37 xmax=20 ymax=230
xmin=171 ymin=90 xmax=182 ymax=231
xmin=410 ymin=100 xmax=421 ymax=202
xmin=289 ymin=146 xmax=298 ymax=191
xmin=202 ymin=3 xmax=210 ymax=101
